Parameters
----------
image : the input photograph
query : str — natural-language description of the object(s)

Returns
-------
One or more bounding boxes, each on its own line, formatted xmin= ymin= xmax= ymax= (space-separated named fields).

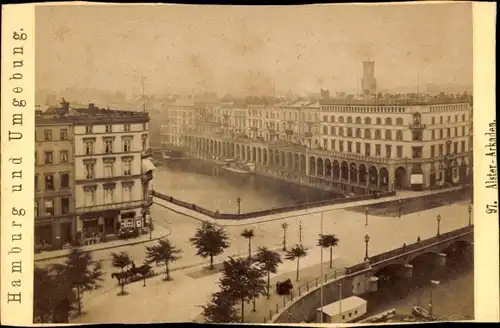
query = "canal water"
xmin=364 ymin=246 xmax=474 ymax=321
xmin=152 ymin=159 xmax=341 ymax=214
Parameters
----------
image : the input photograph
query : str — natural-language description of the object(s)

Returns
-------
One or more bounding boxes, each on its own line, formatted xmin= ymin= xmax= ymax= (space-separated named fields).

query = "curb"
xmin=153 ymin=186 xmax=468 ymax=227
xmin=34 ymin=228 xmax=172 ymax=263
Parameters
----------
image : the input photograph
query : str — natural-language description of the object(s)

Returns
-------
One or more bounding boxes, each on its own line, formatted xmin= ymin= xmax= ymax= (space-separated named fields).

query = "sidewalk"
xmin=153 ymin=186 xmax=467 ymax=227
xmin=35 ymin=224 xmax=172 ymax=262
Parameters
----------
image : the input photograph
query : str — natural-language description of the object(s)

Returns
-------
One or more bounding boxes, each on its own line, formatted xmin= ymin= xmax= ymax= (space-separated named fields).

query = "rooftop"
xmin=35 ymin=101 xmax=149 ymax=124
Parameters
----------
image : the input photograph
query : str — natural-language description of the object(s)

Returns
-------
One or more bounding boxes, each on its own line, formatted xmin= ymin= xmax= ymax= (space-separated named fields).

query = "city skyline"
xmin=36 ymin=3 xmax=472 ymax=98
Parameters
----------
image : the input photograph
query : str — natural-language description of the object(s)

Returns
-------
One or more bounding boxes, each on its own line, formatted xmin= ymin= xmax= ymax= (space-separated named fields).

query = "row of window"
xmin=319 ymin=139 xmax=468 ymax=158
xmin=431 ymin=126 xmax=469 ymax=139
xmin=322 ymin=116 xmax=405 ymax=125
xmin=83 ymin=159 xmax=133 ymax=180
xmin=36 ymin=150 xmax=70 ymax=165
xmin=42 ymin=128 xmax=68 ymax=141
xmin=35 ymin=173 xmax=70 ymax=191
xmin=83 ymin=135 xmax=147 ymax=155
xmin=83 ymin=184 xmax=133 ymax=207
xmin=35 ymin=197 xmax=71 ymax=217
xmin=321 ymin=105 xmax=406 ymax=113
xmin=321 ymin=127 xmax=404 ymax=140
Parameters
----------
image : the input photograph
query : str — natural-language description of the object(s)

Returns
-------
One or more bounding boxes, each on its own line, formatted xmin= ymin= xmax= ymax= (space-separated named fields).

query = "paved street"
xmin=71 ymin=195 xmax=472 ymax=323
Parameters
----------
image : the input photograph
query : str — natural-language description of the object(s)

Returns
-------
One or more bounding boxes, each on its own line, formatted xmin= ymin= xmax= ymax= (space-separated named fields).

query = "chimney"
xmin=88 ymin=103 xmax=95 ymax=110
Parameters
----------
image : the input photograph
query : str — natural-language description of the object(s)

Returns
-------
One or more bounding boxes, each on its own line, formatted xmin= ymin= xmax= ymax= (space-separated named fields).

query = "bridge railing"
xmin=263 ymin=267 xmax=347 ymax=323
xmin=367 ymin=225 xmax=473 ymax=265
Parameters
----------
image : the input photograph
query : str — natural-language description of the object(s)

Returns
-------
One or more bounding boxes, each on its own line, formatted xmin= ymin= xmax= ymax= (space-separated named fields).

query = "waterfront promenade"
xmin=71 ymin=192 xmax=472 ymax=324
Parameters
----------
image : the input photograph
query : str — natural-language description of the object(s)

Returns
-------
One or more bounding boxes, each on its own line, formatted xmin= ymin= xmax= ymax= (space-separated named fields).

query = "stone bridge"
xmin=271 ymin=225 xmax=473 ymax=323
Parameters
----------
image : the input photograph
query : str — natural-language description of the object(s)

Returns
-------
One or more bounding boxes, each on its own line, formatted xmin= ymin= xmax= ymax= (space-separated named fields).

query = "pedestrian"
xmin=417 ymin=236 xmax=421 ymax=242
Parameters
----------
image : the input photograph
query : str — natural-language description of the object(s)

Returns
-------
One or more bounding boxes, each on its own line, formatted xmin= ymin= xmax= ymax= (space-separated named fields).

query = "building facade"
xmin=35 ymin=118 xmax=75 ymax=248
xmin=159 ymin=95 xmax=472 ymax=194
xmin=35 ymin=103 xmax=155 ymax=248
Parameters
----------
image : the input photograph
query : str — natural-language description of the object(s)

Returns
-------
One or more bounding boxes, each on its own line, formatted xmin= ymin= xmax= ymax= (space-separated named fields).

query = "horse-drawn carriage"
xmin=276 ymin=278 xmax=293 ymax=295
xmin=111 ymin=262 xmax=155 ymax=285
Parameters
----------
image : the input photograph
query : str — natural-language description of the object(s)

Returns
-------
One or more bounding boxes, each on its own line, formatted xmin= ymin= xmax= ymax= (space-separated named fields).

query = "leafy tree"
xmin=202 ymin=290 xmax=239 ymax=323
xmin=53 ymin=247 xmax=103 ymax=315
xmin=189 ymin=222 xmax=230 ymax=269
xmin=110 ymin=251 xmax=132 ymax=294
xmin=253 ymin=247 xmax=282 ymax=299
xmin=240 ymin=228 xmax=255 ymax=259
xmin=34 ymin=266 xmax=75 ymax=323
xmin=317 ymin=234 xmax=340 ymax=268
xmin=219 ymin=257 xmax=266 ymax=323
xmin=145 ymin=238 xmax=182 ymax=281
xmin=285 ymin=244 xmax=308 ymax=281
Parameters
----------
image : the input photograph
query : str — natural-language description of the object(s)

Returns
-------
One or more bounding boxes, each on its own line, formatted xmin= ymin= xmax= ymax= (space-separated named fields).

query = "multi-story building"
xmin=35 ymin=102 xmax=155 ymax=247
xmin=35 ymin=111 xmax=75 ymax=248
xmin=158 ymin=63 xmax=472 ymax=193
xmin=160 ymin=97 xmax=196 ymax=148
xmin=361 ymin=61 xmax=377 ymax=96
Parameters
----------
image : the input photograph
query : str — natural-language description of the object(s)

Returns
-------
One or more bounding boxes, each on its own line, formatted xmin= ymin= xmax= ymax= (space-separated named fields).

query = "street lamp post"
xmin=338 ymin=283 xmax=343 ymax=323
xmin=398 ymin=199 xmax=402 ymax=218
xmin=281 ymin=222 xmax=288 ymax=251
xmin=468 ymin=204 xmax=472 ymax=226
xmin=429 ymin=280 xmax=441 ymax=318
xmin=364 ymin=234 xmax=370 ymax=261
xmin=237 ymin=196 xmax=242 ymax=215
xmin=365 ymin=207 xmax=368 ymax=226
xmin=299 ymin=220 xmax=303 ymax=244
xmin=149 ymin=215 xmax=153 ymax=240
xmin=436 ymin=214 xmax=441 ymax=236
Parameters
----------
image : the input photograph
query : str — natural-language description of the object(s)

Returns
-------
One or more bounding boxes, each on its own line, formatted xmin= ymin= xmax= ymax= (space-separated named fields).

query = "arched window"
xmin=396 ymin=118 xmax=403 ymax=125
xmin=364 ymin=129 xmax=371 ymax=139
xmin=355 ymin=117 xmax=362 ymax=124
xmin=376 ymin=118 xmax=382 ymax=125
xmin=339 ymin=127 xmax=344 ymax=136
xmin=413 ymin=113 xmax=421 ymax=124
xmin=385 ymin=130 xmax=392 ymax=140
xmin=330 ymin=126 xmax=335 ymax=135
xmin=364 ymin=117 xmax=371 ymax=125
xmin=431 ymin=117 xmax=435 ymax=125
xmin=339 ymin=116 xmax=344 ymax=123
xmin=347 ymin=116 xmax=353 ymax=124
xmin=385 ymin=117 xmax=392 ymax=125
xmin=323 ymin=126 xmax=328 ymax=135
xmin=347 ymin=128 xmax=353 ymax=137
xmin=330 ymin=116 xmax=335 ymax=123
xmin=375 ymin=129 xmax=381 ymax=139
xmin=356 ymin=128 xmax=361 ymax=138
xmin=396 ymin=130 xmax=403 ymax=140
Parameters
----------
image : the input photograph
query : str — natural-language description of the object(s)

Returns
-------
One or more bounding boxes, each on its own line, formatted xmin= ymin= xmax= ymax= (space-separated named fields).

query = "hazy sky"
xmin=36 ymin=3 xmax=472 ymax=97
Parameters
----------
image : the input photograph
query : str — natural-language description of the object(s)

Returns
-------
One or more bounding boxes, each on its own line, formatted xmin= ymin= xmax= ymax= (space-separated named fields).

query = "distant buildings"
xmin=159 ymin=63 xmax=472 ymax=194
xmin=35 ymin=102 xmax=155 ymax=249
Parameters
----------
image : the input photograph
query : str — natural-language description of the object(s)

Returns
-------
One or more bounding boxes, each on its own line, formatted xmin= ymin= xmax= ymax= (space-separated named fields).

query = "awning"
xmin=142 ymin=158 xmax=156 ymax=174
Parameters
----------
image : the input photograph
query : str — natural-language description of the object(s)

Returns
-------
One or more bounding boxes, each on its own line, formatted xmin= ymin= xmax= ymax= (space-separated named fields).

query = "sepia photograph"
xmin=30 ymin=2 xmax=477 ymax=324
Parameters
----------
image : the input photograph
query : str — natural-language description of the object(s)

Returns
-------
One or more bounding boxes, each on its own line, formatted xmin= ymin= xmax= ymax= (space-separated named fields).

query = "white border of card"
xmin=1 ymin=2 xmax=498 ymax=325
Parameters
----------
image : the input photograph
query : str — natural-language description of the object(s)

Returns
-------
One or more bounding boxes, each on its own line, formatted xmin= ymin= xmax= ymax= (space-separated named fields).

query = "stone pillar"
xmin=52 ymin=219 xmax=62 ymax=249
xmin=436 ymin=253 xmax=447 ymax=266
xmin=403 ymin=264 xmax=413 ymax=278
xmin=347 ymin=167 xmax=351 ymax=184
xmin=306 ymin=156 xmax=310 ymax=175
xmin=369 ymin=276 xmax=379 ymax=292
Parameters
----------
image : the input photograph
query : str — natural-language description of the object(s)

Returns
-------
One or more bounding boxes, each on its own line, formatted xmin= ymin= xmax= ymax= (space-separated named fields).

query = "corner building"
xmin=313 ymin=99 xmax=472 ymax=191
xmin=35 ymin=103 xmax=155 ymax=248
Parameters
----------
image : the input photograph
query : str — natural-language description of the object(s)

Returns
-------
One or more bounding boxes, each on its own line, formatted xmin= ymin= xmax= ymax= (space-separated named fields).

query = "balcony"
xmin=408 ymin=123 xmax=427 ymax=130
xmin=75 ymin=200 xmax=144 ymax=214
xmin=141 ymin=148 xmax=152 ymax=158
xmin=141 ymin=170 xmax=153 ymax=183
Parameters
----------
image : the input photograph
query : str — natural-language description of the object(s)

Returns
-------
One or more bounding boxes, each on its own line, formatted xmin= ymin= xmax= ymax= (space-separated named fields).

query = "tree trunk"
xmin=329 ymin=247 xmax=333 ymax=269
xmin=296 ymin=258 xmax=300 ymax=281
xmin=143 ymin=275 xmax=146 ymax=287
xmin=210 ymin=255 xmax=214 ymax=269
xmin=267 ymin=271 xmax=271 ymax=299
xmin=241 ymin=298 xmax=245 ymax=323
xmin=165 ymin=261 xmax=170 ymax=280
xmin=248 ymin=238 xmax=252 ymax=260
xmin=76 ymin=285 xmax=82 ymax=314
xmin=283 ymin=232 xmax=287 ymax=250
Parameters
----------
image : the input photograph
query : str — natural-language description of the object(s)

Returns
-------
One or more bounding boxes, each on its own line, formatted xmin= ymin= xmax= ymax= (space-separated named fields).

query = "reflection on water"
xmin=152 ymin=159 xmax=341 ymax=213
xmin=365 ymin=247 xmax=474 ymax=321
